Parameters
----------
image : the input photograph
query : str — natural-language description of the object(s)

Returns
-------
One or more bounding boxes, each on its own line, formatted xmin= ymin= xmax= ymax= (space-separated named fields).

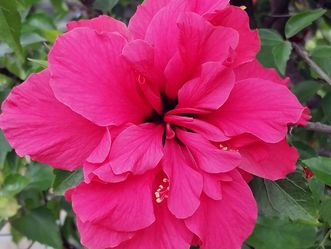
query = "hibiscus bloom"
xmin=0 ymin=0 xmax=308 ymax=248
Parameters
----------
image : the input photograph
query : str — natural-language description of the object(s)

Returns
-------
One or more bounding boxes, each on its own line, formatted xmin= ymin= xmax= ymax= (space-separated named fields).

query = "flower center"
xmin=154 ymin=177 xmax=170 ymax=204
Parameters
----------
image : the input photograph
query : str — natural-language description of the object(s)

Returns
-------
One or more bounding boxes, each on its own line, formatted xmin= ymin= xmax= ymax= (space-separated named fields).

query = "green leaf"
xmin=11 ymin=206 xmax=62 ymax=248
xmin=259 ymin=29 xmax=283 ymax=46
xmin=272 ymin=41 xmax=292 ymax=75
xmin=303 ymin=157 xmax=331 ymax=186
xmin=257 ymin=29 xmax=291 ymax=75
xmin=311 ymin=46 xmax=331 ymax=77
xmin=322 ymin=92 xmax=331 ymax=123
xmin=285 ymin=9 xmax=327 ymax=38
xmin=292 ymin=80 xmax=321 ymax=103
xmin=52 ymin=169 xmax=83 ymax=195
xmin=247 ymin=217 xmax=316 ymax=249
xmin=250 ymin=171 xmax=319 ymax=225
xmin=292 ymin=140 xmax=317 ymax=160
xmin=0 ymin=0 xmax=24 ymax=59
xmin=93 ymin=0 xmax=119 ymax=11
xmin=0 ymin=130 xmax=11 ymax=168
xmin=2 ymin=174 xmax=29 ymax=196
xmin=25 ymin=163 xmax=54 ymax=191
xmin=320 ymin=198 xmax=331 ymax=225
xmin=27 ymin=58 xmax=48 ymax=68
xmin=0 ymin=196 xmax=19 ymax=219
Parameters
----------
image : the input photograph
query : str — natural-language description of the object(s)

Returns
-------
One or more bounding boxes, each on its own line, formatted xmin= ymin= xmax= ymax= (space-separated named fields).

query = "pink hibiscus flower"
xmin=0 ymin=0 xmax=309 ymax=248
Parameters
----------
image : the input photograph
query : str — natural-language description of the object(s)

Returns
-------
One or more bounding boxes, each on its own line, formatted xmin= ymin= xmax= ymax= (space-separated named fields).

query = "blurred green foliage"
xmin=0 ymin=0 xmax=331 ymax=248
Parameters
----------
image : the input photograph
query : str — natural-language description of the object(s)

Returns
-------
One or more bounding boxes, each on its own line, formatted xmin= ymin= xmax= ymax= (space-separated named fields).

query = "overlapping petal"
xmin=176 ymin=129 xmax=241 ymax=173
xmin=48 ymin=28 xmax=152 ymax=126
xmin=109 ymin=123 xmax=164 ymax=175
xmin=71 ymin=174 xmax=155 ymax=232
xmin=115 ymin=204 xmax=192 ymax=249
xmin=185 ymin=171 xmax=257 ymax=249
xmin=67 ymin=15 xmax=129 ymax=38
xmin=0 ymin=70 xmax=105 ymax=170
xmin=162 ymin=139 xmax=203 ymax=219
xmin=228 ymin=135 xmax=298 ymax=180
xmin=203 ymin=78 xmax=306 ymax=143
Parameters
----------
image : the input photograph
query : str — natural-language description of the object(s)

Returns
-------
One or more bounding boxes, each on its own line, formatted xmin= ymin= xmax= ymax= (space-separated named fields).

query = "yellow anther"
xmin=240 ymin=5 xmax=247 ymax=10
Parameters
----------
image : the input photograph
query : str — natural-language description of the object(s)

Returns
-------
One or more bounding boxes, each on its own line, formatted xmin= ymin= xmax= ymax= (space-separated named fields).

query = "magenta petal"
xmin=187 ymin=0 xmax=229 ymax=15
xmin=176 ymin=130 xmax=241 ymax=173
xmin=115 ymin=203 xmax=192 ymax=249
xmin=122 ymin=39 xmax=165 ymax=91
xmin=128 ymin=0 xmax=171 ymax=39
xmin=86 ymin=128 xmax=111 ymax=164
xmin=204 ymin=79 xmax=305 ymax=143
xmin=144 ymin=2 xmax=187 ymax=74
xmin=232 ymin=138 xmax=298 ymax=180
xmin=110 ymin=123 xmax=164 ymax=175
xmin=162 ymin=139 xmax=203 ymax=219
xmin=209 ymin=6 xmax=260 ymax=66
xmin=165 ymin=115 xmax=228 ymax=141
xmin=177 ymin=62 xmax=235 ymax=111
xmin=177 ymin=12 xmax=238 ymax=65
xmin=0 ymin=70 xmax=104 ymax=170
xmin=165 ymin=12 xmax=238 ymax=98
xmin=77 ymin=218 xmax=134 ymax=249
xmin=66 ymin=15 xmax=129 ymax=38
xmin=185 ymin=171 xmax=257 ymax=249
xmin=202 ymin=173 xmax=223 ymax=200
xmin=71 ymin=175 xmax=155 ymax=232
xmin=49 ymin=28 xmax=151 ymax=126
xmin=234 ymin=59 xmax=290 ymax=85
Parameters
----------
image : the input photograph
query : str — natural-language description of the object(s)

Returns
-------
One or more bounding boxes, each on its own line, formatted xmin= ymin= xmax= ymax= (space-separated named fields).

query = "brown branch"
xmin=292 ymin=43 xmax=331 ymax=86
xmin=305 ymin=121 xmax=331 ymax=134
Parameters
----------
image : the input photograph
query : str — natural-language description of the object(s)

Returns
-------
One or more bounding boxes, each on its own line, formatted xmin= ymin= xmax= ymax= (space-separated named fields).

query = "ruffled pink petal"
xmin=83 ymin=161 xmax=129 ymax=184
xmin=176 ymin=129 xmax=240 ymax=173
xmin=165 ymin=12 xmax=238 ymax=98
xmin=165 ymin=115 xmax=228 ymax=141
xmin=186 ymin=0 xmax=229 ymax=16
xmin=202 ymin=173 xmax=223 ymax=200
xmin=77 ymin=218 xmax=134 ymax=249
xmin=229 ymin=136 xmax=298 ymax=180
xmin=209 ymin=6 xmax=260 ymax=66
xmin=177 ymin=62 xmax=235 ymax=110
xmin=185 ymin=171 xmax=257 ymax=249
xmin=0 ymin=70 xmax=105 ymax=170
xmin=110 ymin=123 xmax=164 ymax=175
xmin=71 ymin=174 xmax=155 ymax=232
xmin=162 ymin=139 xmax=203 ymax=219
xmin=234 ymin=59 xmax=289 ymax=85
xmin=128 ymin=0 xmax=172 ymax=39
xmin=203 ymin=79 xmax=305 ymax=143
xmin=122 ymin=39 xmax=165 ymax=93
xmin=144 ymin=3 xmax=187 ymax=75
xmin=86 ymin=128 xmax=111 ymax=164
xmin=48 ymin=28 xmax=151 ymax=126
xmin=67 ymin=15 xmax=129 ymax=38
xmin=115 ymin=203 xmax=193 ymax=249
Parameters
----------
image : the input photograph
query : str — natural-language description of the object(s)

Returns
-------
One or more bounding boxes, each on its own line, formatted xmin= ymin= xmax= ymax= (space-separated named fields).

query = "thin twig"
xmin=27 ymin=241 xmax=35 ymax=249
xmin=305 ymin=122 xmax=331 ymax=134
xmin=292 ymin=43 xmax=331 ymax=86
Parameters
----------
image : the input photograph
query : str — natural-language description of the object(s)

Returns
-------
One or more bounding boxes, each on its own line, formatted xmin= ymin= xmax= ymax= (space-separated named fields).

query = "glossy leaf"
xmin=0 ymin=0 xmax=24 ymax=59
xmin=11 ymin=206 xmax=62 ymax=248
xmin=250 ymin=172 xmax=319 ymax=225
xmin=52 ymin=169 xmax=83 ymax=195
xmin=247 ymin=217 xmax=316 ymax=249
xmin=285 ymin=9 xmax=327 ymax=38
xmin=303 ymin=157 xmax=331 ymax=186
xmin=2 ymin=174 xmax=29 ymax=196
